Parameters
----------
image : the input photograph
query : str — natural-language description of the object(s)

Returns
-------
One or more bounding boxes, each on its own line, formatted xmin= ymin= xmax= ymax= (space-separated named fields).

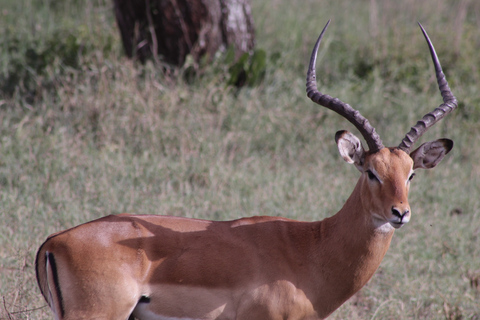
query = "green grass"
xmin=1 ymin=0 xmax=479 ymax=319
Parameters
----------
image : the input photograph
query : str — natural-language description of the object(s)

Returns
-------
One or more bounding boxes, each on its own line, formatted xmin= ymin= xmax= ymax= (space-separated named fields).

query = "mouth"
xmin=389 ymin=221 xmax=405 ymax=229
xmin=372 ymin=214 xmax=408 ymax=230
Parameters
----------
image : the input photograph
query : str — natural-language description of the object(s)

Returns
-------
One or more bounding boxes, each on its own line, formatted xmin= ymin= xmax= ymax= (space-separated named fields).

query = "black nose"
xmin=392 ymin=207 xmax=409 ymax=221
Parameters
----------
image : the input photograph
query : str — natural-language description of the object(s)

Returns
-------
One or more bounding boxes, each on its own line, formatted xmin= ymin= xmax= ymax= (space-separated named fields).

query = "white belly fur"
xmin=132 ymin=284 xmax=233 ymax=320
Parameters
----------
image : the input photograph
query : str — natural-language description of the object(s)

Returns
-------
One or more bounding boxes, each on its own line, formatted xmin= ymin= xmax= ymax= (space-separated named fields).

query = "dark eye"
xmin=366 ymin=170 xmax=379 ymax=182
xmin=408 ymin=173 xmax=416 ymax=182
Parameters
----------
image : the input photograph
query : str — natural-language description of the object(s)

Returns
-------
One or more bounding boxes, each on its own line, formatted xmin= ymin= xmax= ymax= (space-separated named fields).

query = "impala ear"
xmin=335 ymin=130 xmax=366 ymax=172
xmin=410 ymin=139 xmax=453 ymax=169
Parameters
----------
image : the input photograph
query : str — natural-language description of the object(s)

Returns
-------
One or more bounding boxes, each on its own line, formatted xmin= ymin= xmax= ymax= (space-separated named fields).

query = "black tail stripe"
xmin=47 ymin=252 xmax=65 ymax=318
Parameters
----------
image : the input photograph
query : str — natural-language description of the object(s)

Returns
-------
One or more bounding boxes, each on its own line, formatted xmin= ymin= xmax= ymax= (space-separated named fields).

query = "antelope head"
xmin=306 ymin=20 xmax=457 ymax=231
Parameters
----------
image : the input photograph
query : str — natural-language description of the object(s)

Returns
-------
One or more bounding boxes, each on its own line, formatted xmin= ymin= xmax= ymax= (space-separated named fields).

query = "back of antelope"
xmin=36 ymin=21 xmax=457 ymax=320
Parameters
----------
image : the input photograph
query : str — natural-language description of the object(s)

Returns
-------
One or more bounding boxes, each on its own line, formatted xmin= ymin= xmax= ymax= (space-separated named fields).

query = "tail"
xmin=35 ymin=246 xmax=64 ymax=320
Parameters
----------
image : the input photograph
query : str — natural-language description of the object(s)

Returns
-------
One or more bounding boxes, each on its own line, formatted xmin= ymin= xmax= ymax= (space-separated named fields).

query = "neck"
xmin=308 ymin=180 xmax=395 ymax=318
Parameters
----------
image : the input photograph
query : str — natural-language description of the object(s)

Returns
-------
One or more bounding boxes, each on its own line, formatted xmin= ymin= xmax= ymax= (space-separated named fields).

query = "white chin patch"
xmin=377 ymin=222 xmax=395 ymax=233
xmin=372 ymin=216 xmax=395 ymax=233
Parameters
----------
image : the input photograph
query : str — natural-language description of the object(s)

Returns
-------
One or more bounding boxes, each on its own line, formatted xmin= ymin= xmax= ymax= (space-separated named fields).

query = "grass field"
xmin=1 ymin=0 xmax=479 ymax=319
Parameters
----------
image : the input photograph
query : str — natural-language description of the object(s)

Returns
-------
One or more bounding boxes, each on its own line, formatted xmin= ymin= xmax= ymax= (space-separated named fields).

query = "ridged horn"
xmin=398 ymin=23 xmax=458 ymax=153
xmin=306 ymin=20 xmax=384 ymax=153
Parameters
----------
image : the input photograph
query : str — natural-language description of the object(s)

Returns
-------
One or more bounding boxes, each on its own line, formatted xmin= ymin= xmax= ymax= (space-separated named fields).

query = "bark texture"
xmin=113 ymin=0 xmax=255 ymax=65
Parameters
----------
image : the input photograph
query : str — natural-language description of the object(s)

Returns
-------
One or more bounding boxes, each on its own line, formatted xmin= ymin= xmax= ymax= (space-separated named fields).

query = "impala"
xmin=36 ymin=21 xmax=457 ymax=320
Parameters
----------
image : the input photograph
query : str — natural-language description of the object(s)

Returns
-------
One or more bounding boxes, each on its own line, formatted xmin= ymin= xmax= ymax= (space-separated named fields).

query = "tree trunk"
xmin=113 ymin=0 xmax=256 ymax=66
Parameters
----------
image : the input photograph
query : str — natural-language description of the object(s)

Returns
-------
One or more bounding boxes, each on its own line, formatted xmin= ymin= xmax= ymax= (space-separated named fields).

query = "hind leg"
xmin=59 ymin=289 xmax=138 ymax=320
xmin=55 ymin=268 xmax=140 ymax=320
xmin=59 ymin=290 xmax=138 ymax=320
